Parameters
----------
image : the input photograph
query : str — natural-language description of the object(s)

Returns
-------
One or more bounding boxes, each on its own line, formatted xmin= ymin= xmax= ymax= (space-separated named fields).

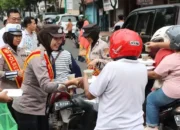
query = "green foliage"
xmin=0 ymin=0 xmax=25 ymax=10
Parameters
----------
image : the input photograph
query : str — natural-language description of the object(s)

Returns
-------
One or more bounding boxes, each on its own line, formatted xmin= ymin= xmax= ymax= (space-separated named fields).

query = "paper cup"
xmin=84 ymin=69 xmax=94 ymax=79
xmin=145 ymin=44 xmax=151 ymax=52
xmin=67 ymin=74 xmax=75 ymax=80
xmin=141 ymin=54 xmax=149 ymax=61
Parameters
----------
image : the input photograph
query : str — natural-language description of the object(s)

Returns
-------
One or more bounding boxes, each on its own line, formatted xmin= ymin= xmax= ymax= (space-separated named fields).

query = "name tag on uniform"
xmin=21 ymin=54 xmax=28 ymax=57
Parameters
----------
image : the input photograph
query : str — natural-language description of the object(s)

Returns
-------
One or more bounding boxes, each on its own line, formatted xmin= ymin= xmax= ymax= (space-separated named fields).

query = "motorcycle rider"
xmin=77 ymin=29 xmax=148 ymax=130
xmin=144 ymin=26 xmax=174 ymax=97
xmin=145 ymin=25 xmax=180 ymax=130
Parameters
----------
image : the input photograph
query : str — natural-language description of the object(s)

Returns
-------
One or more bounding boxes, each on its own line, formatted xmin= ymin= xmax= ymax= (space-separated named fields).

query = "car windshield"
xmin=61 ymin=16 xmax=77 ymax=22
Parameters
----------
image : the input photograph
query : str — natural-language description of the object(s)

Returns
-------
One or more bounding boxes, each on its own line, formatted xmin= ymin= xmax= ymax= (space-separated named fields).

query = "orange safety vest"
xmin=0 ymin=48 xmax=22 ymax=88
xmin=86 ymin=45 xmax=100 ymax=76
xmin=24 ymin=51 xmax=54 ymax=81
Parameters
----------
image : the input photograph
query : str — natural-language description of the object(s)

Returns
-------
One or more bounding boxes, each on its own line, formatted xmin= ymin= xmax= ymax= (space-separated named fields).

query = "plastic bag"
xmin=0 ymin=103 xmax=17 ymax=130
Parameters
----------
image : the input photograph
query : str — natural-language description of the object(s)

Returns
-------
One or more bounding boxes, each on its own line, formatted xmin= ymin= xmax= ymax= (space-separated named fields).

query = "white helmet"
xmin=78 ymin=14 xmax=84 ymax=20
xmin=151 ymin=26 xmax=172 ymax=42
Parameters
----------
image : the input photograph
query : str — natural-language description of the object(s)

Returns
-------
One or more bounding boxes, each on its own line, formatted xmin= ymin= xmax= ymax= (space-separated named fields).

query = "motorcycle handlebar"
xmin=55 ymin=93 xmax=93 ymax=111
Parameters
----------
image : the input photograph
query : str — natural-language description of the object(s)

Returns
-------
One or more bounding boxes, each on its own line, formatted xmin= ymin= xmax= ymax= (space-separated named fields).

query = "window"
xmin=135 ymin=11 xmax=155 ymax=35
xmin=123 ymin=13 xmax=137 ymax=30
xmin=61 ymin=16 xmax=77 ymax=22
xmin=153 ymin=7 xmax=176 ymax=34
xmin=55 ymin=16 xmax=60 ymax=22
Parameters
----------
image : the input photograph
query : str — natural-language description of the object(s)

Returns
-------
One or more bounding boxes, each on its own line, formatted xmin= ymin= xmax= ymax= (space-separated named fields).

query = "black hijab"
xmin=3 ymin=32 xmax=18 ymax=52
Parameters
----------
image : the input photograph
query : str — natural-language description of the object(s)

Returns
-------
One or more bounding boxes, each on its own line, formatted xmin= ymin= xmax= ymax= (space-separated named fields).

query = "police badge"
xmin=16 ymin=25 xmax=21 ymax=31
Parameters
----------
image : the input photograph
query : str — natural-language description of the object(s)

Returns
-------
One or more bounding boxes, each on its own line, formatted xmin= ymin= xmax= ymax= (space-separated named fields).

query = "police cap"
xmin=5 ymin=24 xmax=22 ymax=35
xmin=82 ymin=24 xmax=100 ymax=38
xmin=42 ymin=24 xmax=64 ymax=38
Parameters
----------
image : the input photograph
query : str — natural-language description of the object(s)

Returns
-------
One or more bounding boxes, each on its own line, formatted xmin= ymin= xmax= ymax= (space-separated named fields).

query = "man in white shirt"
xmin=114 ymin=15 xmax=124 ymax=31
xmin=19 ymin=17 xmax=38 ymax=52
xmin=0 ymin=9 xmax=21 ymax=47
xmin=77 ymin=29 xmax=148 ymax=130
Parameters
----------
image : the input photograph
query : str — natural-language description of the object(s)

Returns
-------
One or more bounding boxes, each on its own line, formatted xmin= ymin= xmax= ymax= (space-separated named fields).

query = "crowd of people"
xmin=0 ymin=8 xmax=180 ymax=130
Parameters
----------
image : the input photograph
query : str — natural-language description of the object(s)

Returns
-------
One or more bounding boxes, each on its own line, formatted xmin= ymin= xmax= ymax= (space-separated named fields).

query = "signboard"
xmin=137 ymin=0 xmax=153 ymax=5
xmin=103 ymin=0 xmax=118 ymax=11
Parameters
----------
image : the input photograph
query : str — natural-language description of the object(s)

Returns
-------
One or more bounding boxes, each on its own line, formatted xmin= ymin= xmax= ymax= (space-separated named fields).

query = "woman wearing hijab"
xmin=12 ymin=25 xmax=80 ymax=130
xmin=83 ymin=24 xmax=111 ymax=75
xmin=0 ymin=24 xmax=26 ymax=121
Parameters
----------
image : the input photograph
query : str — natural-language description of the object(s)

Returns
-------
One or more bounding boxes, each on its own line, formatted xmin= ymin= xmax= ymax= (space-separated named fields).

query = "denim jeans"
xmin=146 ymin=88 xmax=176 ymax=127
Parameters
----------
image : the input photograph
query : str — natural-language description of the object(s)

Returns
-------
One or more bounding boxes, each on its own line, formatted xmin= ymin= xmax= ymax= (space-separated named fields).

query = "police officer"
xmin=0 ymin=23 xmax=26 ymax=121
xmin=82 ymin=24 xmax=111 ymax=75
xmin=12 ymin=25 xmax=79 ymax=130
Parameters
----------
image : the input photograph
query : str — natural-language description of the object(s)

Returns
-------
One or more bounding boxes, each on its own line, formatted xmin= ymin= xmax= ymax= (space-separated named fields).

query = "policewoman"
xmin=12 ymin=25 xmax=79 ymax=130
xmin=0 ymin=24 xmax=26 ymax=121
xmin=83 ymin=24 xmax=111 ymax=75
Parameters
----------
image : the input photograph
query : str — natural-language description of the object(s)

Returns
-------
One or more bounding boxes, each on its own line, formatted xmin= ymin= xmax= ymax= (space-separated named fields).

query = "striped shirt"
xmin=52 ymin=50 xmax=72 ymax=82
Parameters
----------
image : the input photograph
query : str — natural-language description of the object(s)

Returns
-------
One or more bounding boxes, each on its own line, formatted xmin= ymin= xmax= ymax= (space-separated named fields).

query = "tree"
xmin=0 ymin=0 xmax=25 ymax=10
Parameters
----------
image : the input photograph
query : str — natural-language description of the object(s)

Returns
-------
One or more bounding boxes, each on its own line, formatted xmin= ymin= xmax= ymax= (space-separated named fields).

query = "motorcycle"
xmin=159 ymin=100 xmax=180 ymax=130
xmin=48 ymin=92 xmax=98 ymax=130
xmin=72 ymin=29 xmax=79 ymax=48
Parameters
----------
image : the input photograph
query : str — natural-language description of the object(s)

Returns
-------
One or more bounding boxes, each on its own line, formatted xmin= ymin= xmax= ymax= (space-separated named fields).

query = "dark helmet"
xmin=166 ymin=25 xmax=180 ymax=51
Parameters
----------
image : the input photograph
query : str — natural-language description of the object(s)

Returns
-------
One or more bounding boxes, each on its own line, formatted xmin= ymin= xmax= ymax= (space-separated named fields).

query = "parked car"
xmin=42 ymin=12 xmax=58 ymax=21
xmin=55 ymin=14 xmax=78 ymax=34
xmin=122 ymin=4 xmax=180 ymax=46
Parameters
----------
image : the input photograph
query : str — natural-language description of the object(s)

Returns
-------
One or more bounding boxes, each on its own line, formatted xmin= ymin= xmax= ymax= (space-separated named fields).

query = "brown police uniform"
xmin=87 ymin=38 xmax=111 ymax=70
xmin=0 ymin=44 xmax=27 ymax=89
xmin=12 ymin=44 xmax=59 ymax=115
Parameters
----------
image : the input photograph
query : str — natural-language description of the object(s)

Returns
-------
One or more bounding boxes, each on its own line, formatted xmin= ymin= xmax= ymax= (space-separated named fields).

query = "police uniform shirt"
xmin=88 ymin=38 xmax=111 ymax=69
xmin=13 ymin=44 xmax=59 ymax=116
xmin=0 ymin=44 xmax=27 ymax=89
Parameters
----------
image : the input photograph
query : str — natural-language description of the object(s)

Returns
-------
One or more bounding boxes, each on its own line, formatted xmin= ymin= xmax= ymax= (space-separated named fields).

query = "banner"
xmin=103 ymin=0 xmax=118 ymax=11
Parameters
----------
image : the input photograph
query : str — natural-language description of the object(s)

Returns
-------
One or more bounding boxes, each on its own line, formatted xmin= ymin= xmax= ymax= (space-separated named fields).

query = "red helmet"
xmin=109 ymin=29 xmax=143 ymax=59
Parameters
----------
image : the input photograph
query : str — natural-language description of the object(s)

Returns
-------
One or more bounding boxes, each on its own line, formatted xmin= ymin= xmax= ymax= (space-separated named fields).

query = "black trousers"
xmin=7 ymin=101 xmax=17 ymax=122
xmin=14 ymin=110 xmax=49 ymax=130
xmin=67 ymin=30 xmax=72 ymax=38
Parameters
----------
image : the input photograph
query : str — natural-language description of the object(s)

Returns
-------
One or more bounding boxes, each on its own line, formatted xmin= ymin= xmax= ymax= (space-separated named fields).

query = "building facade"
xmin=65 ymin=0 xmax=81 ymax=15
xmin=82 ymin=0 xmax=180 ymax=31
